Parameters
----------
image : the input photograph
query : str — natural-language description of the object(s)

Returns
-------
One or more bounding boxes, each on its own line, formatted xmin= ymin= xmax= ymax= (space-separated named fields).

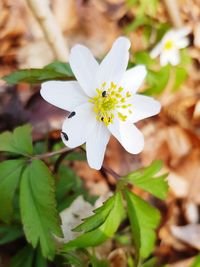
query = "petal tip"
xmin=114 ymin=36 xmax=131 ymax=50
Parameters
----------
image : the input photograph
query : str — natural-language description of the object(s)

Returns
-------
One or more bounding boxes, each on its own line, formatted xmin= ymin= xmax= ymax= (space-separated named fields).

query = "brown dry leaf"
xmin=174 ymin=150 xmax=200 ymax=204
xmin=170 ymin=257 xmax=194 ymax=267
xmin=58 ymin=195 xmax=94 ymax=243
xmin=183 ymin=201 xmax=199 ymax=224
xmin=171 ymin=224 xmax=200 ymax=250
xmin=108 ymin=248 xmax=127 ymax=267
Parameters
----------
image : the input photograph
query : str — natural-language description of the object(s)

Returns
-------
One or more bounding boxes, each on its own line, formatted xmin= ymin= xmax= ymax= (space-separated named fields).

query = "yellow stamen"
xmin=89 ymin=82 xmax=133 ymax=126
xmin=164 ymin=40 xmax=174 ymax=50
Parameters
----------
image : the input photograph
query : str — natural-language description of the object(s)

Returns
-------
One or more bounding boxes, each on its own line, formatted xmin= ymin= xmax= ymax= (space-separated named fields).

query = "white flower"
xmin=150 ymin=27 xmax=190 ymax=66
xmin=41 ymin=37 xmax=161 ymax=170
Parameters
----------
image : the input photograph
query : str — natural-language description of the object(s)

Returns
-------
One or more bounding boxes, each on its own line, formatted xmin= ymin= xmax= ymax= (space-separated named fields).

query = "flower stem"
xmin=102 ymin=166 xmax=121 ymax=180
xmin=31 ymin=147 xmax=72 ymax=160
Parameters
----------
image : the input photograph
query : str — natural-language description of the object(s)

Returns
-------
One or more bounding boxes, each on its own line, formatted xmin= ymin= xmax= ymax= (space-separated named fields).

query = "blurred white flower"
xmin=150 ymin=27 xmax=190 ymax=66
xmin=41 ymin=37 xmax=161 ymax=170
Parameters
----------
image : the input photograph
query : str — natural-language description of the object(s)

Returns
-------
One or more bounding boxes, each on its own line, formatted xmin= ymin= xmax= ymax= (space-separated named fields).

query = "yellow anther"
xmin=164 ymin=40 xmax=174 ymax=50
xmin=89 ymin=82 xmax=133 ymax=125
xmin=118 ymin=112 xmax=127 ymax=121
xmin=126 ymin=92 xmax=132 ymax=98
xmin=111 ymin=82 xmax=117 ymax=89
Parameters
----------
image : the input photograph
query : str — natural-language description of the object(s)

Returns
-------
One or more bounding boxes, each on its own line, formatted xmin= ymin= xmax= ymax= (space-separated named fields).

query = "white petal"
xmin=168 ymin=50 xmax=180 ymax=65
xmin=108 ymin=120 xmax=144 ymax=154
xmin=150 ymin=42 xmax=162 ymax=58
xmin=119 ymin=65 xmax=147 ymax=94
xmin=126 ymin=94 xmax=161 ymax=123
xmin=69 ymin=44 xmax=99 ymax=97
xmin=176 ymin=37 xmax=190 ymax=48
xmin=175 ymin=26 xmax=191 ymax=39
xmin=97 ymin=37 xmax=131 ymax=86
xmin=41 ymin=81 xmax=88 ymax=111
xmin=61 ymin=103 xmax=96 ymax=148
xmin=86 ymin=123 xmax=110 ymax=170
xmin=160 ymin=52 xmax=170 ymax=66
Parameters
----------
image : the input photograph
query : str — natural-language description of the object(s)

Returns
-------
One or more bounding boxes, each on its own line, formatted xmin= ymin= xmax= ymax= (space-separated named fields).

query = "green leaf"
xmin=20 ymin=159 xmax=62 ymax=259
xmin=63 ymin=191 xmax=125 ymax=249
xmin=63 ymin=250 xmax=88 ymax=267
xmin=34 ymin=248 xmax=48 ymax=267
xmin=56 ymin=165 xmax=96 ymax=212
xmin=141 ymin=257 xmax=158 ymax=267
xmin=90 ymin=256 xmax=109 ymax=267
xmin=0 ymin=124 xmax=33 ymax=155
xmin=72 ymin=195 xmax=115 ymax=232
xmin=191 ymin=254 xmax=200 ymax=267
xmin=172 ymin=66 xmax=188 ymax=92
xmin=125 ymin=16 xmax=152 ymax=34
xmin=10 ymin=246 xmax=47 ymax=267
xmin=0 ymin=159 xmax=26 ymax=222
xmin=3 ymin=61 xmax=74 ymax=85
xmin=45 ymin=61 xmax=73 ymax=76
xmin=134 ymin=51 xmax=155 ymax=67
xmin=10 ymin=245 xmax=35 ymax=267
xmin=180 ymin=49 xmax=191 ymax=65
xmin=144 ymin=66 xmax=170 ymax=95
xmin=0 ymin=225 xmax=23 ymax=245
xmin=124 ymin=189 xmax=160 ymax=260
xmin=124 ymin=160 xmax=168 ymax=200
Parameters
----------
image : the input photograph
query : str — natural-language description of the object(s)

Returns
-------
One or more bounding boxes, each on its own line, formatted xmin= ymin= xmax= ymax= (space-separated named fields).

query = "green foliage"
xmin=0 ymin=225 xmax=23 ymax=245
xmin=191 ymin=255 xmax=200 ymax=267
xmin=124 ymin=189 xmax=160 ymax=260
xmin=125 ymin=16 xmax=152 ymax=34
xmin=0 ymin=159 xmax=26 ymax=222
xmin=180 ymin=49 xmax=191 ymax=65
xmin=90 ymin=256 xmax=110 ymax=267
xmin=125 ymin=0 xmax=158 ymax=34
xmin=10 ymin=245 xmax=35 ymax=267
xmin=10 ymin=246 xmax=47 ymax=267
xmin=20 ymin=159 xmax=62 ymax=259
xmin=145 ymin=66 xmax=170 ymax=95
xmin=0 ymin=123 xmax=169 ymax=265
xmin=72 ymin=194 xmax=115 ymax=232
xmin=134 ymin=51 xmax=155 ymax=67
xmin=141 ymin=257 xmax=161 ymax=267
xmin=123 ymin=160 xmax=168 ymax=200
xmin=63 ymin=192 xmax=125 ymax=249
xmin=172 ymin=66 xmax=188 ymax=92
xmin=63 ymin=250 xmax=86 ymax=267
xmin=56 ymin=165 xmax=96 ymax=212
xmin=3 ymin=61 xmax=74 ymax=85
xmin=0 ymin=124 xmax=33 ymax=155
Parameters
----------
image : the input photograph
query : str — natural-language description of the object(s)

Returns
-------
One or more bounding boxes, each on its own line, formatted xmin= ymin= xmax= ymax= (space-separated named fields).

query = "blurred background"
xmin=1 ymin=0 xmax=200 ymax=266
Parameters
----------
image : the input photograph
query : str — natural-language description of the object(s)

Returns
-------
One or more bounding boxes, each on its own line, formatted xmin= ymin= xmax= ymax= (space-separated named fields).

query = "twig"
xmin=163 ymin=0 xmax=183 ymax=28
xmin=32 ymin=147 xmax=72 ymax=160
xmin=26 ymin=0 xmax=69 ymax=61
xmin=102 ymin=166 xmax=121 ymax=180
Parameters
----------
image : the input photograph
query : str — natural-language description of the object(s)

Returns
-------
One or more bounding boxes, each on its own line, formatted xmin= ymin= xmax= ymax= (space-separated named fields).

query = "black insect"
xmin=68 ymin=111 xmax=76 ymax=118
xmin=101 ymin=117 xmax=104 ymax=121
xmin=102 ymin=91 xmax=106 ymax=97
xmin=61 ymin=132 xmax=69 ymax=141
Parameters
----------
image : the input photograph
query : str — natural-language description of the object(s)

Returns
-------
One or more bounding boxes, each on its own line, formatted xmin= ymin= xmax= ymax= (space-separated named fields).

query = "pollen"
xmin=164 ymin=40 xmax=174 ymax=50
xmin=89 ymin=82 xmax=133 ymax=126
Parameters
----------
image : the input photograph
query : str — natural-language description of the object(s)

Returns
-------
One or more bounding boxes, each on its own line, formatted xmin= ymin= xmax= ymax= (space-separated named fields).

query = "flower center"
xmin=89 ymin=82 xmax=133 ymax=126
xmin=164 ymin=40 xmax=174 ymax=50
